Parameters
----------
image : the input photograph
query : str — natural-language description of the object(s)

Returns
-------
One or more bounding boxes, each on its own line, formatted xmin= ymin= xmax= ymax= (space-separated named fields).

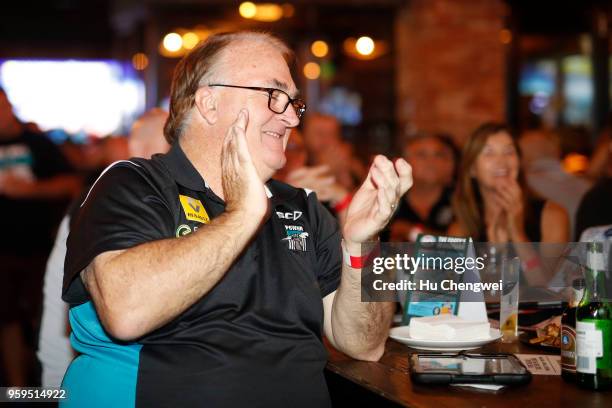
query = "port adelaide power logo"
xmin=276 ymin=210 xmax=309 ymax=251
xmin=282 ymin=225 xmax=309 ymax=251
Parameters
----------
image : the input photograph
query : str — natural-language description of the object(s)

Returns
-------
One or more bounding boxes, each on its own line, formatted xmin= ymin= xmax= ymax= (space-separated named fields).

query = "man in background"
xmin=519 ymin=129 xmax=591 ymax=239
xmin=0 ymin=87 xmax=80 ymax=386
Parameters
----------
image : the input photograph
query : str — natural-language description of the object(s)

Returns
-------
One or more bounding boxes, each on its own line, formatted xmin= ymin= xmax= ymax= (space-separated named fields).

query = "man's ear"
xmin=194 ymin=86 xmax=217 ymax=125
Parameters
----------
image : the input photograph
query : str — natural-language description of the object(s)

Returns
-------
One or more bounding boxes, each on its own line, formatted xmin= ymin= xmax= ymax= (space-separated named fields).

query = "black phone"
xmin=409 ymin=352 xmax=532 ymax=385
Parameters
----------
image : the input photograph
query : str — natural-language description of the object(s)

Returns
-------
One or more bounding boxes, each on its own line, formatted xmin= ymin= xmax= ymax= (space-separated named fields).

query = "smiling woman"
xmin=448 ymin=122 xmax=569 ymax=245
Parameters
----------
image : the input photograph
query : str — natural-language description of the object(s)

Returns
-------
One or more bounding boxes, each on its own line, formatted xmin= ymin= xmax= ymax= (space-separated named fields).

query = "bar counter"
xmin=325 ymin=337 xmax=612 ymax=408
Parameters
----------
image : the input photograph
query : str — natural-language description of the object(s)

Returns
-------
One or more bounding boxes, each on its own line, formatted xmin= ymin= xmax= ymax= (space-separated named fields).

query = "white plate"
xmin=389 ymin=327 xmax=502 ymax=351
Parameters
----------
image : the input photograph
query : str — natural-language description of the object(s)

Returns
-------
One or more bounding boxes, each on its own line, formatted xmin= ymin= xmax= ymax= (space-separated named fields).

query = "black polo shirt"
xmin=61 ymin=142 xmax=341 ymax=408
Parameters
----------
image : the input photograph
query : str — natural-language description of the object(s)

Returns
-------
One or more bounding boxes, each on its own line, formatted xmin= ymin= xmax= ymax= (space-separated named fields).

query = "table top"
xmin=325 ymin=337 xmax=612 ymax=408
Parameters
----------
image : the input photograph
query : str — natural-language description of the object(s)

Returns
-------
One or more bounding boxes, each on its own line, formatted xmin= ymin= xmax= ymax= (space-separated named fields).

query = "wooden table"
xmin=325 ymin=338 xmax=612 ymax=408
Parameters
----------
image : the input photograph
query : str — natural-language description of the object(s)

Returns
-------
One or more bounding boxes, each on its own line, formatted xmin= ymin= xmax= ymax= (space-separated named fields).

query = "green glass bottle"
xmin=576 ymin=242 xmax=612 ymax=390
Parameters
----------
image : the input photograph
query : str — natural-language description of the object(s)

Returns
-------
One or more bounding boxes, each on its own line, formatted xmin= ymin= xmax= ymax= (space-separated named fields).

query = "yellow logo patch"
xmin=179 ymin=195 xmax=210 ymax=224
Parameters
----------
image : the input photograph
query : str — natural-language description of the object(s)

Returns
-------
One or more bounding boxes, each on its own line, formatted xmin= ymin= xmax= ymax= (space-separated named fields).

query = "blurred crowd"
xmin=1 ymin=82 xmax=612 ymax=386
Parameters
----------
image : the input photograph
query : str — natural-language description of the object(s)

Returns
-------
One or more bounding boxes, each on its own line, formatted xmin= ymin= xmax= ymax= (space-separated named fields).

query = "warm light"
xmin=562 ymin=153 xmax=589 ymax=174
xmin=355 ymin=36 xmax=375 ymax=56
xmin=253 ymin=4 xmax=283 ymax=22
xmin=311 ymin=40 xmax=329 ymax=58
xmin=500 ymin=29 xmax=512 ymax=44
xmin=282 ymin=3 xmax=295 ymax=18
xmin=239 ymin=2 xmax=257 ymax=19
xmin=163 ymin=33 xmax=183 ymax=52
xmin=182 ymin=32 xmax=200 ymax=50
xmin=131 ymin=53 xmax=149 ymax=71
xmin=303 ymin=62 xmax=321 ymax=80
xmin=343 ymin=37 xmax=387 ymax=60
xmin=193 ymin=26 xmax=210 ymax=43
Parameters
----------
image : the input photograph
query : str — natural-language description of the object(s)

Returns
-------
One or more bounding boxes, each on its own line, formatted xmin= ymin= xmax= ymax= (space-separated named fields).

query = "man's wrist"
xmin=332 ymin=192 xmax=352 ymax=213
xmin=342 ymin=239 xmax=380 ymax=269
xmin=342 ymin=239 xmax=362 ymax=255
xmin=223 ymin=207 xmax=265 ymax=232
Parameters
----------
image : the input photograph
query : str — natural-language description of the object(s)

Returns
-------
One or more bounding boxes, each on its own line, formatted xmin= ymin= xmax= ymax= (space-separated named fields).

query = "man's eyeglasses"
xmin=208 ymin=84 xmax=306 ymax=120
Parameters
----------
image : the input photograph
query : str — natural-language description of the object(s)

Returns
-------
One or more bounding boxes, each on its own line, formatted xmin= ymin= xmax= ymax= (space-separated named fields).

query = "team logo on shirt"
xmin=176 ymin=224 xmax=192 ymax=237
xmin=276 ymin=211 xmax=302 ymax=221
xmin=282 ymin=225 xmax=309 ymax=251
xmin=179 ymin=195 xmax=210 ymax=224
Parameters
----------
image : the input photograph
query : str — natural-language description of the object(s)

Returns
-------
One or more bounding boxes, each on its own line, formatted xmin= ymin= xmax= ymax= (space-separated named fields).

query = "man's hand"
xmin=343 ymin=156 xmax=412 ymax=247
xmin=286 ymin=165 xmax=348 ymax=203
xmin=221 ymin=109 xmax=268 ymax=220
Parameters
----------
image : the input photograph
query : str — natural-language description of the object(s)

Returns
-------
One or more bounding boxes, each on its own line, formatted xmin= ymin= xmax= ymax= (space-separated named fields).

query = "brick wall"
xmin=395 ymin=0 xmax=508 ymax=145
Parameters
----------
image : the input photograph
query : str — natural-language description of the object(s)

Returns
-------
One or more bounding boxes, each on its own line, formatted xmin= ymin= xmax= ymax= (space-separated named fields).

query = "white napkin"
xmin=409 ymin=314 xmax=490 ymax=341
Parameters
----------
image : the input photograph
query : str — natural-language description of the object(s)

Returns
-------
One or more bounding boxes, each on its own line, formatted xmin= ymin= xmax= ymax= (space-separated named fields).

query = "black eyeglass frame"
xmin=208 ymin=84 xmax=306 ymax=119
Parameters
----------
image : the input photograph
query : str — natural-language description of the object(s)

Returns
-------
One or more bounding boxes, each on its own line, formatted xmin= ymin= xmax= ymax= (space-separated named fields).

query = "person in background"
xmin=448 ymin=123 xmax=569 ymax=286
xmin=519 ymin=128 xmax=592 ymax=239
xmin=0 ymin=87 xmax=81 ymax=386
xmin=586 ymin=113 xmax=612 ymax=181
xmin=277 ymin=128 xmax=352 ymax=227
xmin=37 ymin=109 xmax=169 ymax=387
xmin=303 ymin=112 xmax=366 ymax=191
xmin=575 ymin=134 xmax=612 ymax=240
xmin=386 ymin=133 xmax=459 ymax=241
xmin=575 ymin=177 xmax=612 ymax=240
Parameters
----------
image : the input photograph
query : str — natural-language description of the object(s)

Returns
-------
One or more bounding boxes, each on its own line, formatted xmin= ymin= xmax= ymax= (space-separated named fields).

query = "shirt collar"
xmin=160 ymin=142 xmax=301 ymax=204
xmin=160 ymin=142 xmax=209 ymax=192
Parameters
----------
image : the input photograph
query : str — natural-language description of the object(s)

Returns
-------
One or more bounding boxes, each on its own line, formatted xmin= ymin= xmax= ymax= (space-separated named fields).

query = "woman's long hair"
xmin=452 ymin=122 xmax=524 ymax=240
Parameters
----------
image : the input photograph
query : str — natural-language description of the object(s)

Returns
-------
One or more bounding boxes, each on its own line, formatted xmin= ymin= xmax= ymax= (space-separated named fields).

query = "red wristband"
xmin=342 ymin=241 xmax=380 ymax=269
xmin=333 ymin=193 xmax=352 ymax=213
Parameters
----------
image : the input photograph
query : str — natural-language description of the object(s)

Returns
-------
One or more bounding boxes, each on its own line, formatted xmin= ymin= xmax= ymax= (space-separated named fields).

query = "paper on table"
xmin=515 ymin=354 xmax=561 ymax=375
xmin=409 ymin=315 xmax=490 ymax=341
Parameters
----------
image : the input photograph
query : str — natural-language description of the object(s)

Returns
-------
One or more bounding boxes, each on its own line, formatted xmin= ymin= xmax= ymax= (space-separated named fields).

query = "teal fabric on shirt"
xmin=60 ymin=301 xmax=142 ymax=408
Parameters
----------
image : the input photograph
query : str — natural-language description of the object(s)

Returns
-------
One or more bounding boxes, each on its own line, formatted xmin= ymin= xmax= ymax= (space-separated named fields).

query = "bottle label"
xmin=576 ymin=320 xmax=612 ymax=374
xmin=561 ymin=325 xmax=577 ymax=372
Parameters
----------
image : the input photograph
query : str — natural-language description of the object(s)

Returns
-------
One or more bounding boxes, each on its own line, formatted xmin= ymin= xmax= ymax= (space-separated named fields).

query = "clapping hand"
xmin=343 ymin=156 xmax=412 ymax=248
xmin=221 ymin=109 xmax=269 ymax=220
xmin=494 ymin=178 xmax=526 ymax=241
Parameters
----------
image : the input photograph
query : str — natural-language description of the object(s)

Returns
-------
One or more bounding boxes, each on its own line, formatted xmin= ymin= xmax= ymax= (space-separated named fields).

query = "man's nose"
xmin=280 ymin=105 xmax=300 ymax=127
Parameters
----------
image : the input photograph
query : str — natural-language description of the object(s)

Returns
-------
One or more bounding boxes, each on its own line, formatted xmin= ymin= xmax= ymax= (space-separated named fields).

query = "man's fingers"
xmin=309 ymin=165 xmax=331 ymax=176
xmin=395 ymin=158 xmax=413 ymax=194
xmin=373 ymin=155 xmax=397 ymax=185
xmin=373 ymin=155 xmax=401 ymax=205
xmin=375 ymin=185 xmax=393 ymax=222
xmin=370 ymin=165 xmax=385 ymax=189
xmin=233 ymin=108 xmax=249 ymax=132
xmin=231 ymin=110 xmax=252 ymax=164
xmin=368 ymin=166 xmax=395 ymax=210
xmin=222 ymin=124 xmax=237 ymax=169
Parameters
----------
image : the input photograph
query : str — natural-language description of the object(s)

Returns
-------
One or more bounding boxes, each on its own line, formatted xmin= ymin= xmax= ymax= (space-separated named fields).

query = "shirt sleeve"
xmin=63 ymin=161 xmax=175 ymax=305
xmin=308 ymin=192 xmax=342 ymax=298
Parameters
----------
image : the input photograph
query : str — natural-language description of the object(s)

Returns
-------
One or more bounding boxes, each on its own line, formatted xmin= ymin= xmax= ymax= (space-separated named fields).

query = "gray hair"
xmin=164 ymin=31 xmax=294 ymax=144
